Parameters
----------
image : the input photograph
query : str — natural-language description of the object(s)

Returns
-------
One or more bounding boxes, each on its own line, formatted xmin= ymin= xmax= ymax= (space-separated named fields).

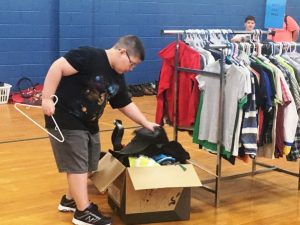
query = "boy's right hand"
xmin=42 ymin=98 xmax=55 ymax=116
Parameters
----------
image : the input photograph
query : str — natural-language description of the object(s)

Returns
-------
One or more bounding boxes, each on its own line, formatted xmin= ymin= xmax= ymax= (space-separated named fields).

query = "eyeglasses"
xmin=125 ymin=51 xmax=137 ymax=68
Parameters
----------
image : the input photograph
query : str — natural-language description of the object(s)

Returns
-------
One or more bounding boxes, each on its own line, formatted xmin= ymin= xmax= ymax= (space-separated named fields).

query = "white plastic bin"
xmin=0 ymin=83 xmax=12 ymax=104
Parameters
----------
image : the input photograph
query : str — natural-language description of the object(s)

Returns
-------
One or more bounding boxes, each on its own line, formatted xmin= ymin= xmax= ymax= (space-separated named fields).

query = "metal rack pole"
xmin=214 ymin=50 xmax=226 ymax=207
xmin=173 ymin=34 xmax=180 ymax=141
xmin=298 ymin=161 xmax=300 ymax=190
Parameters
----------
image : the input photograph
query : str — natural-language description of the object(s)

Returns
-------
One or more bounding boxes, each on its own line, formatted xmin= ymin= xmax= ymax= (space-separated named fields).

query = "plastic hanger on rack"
xmin=270 ymin=42 xmax=275 ymax=56
xmin=256 ymin=42 xmax=262 ymax=57
xmin=225 ymin=43 xmax=239 ymax=65
xmin=194 ymin=32 xmax=204 ymax=48
xmin=209 ymin=29 xmax=224 ymax=45
xmin=239 ymin=42 xmax=245 ymax=53
xmin=221 ymin=29 xmax=230 ymax=42
xmin=292 ymin=42 xmax=297 ymax=52
xmin=248 ymin=33 xmax=257 ymax=57
xmin=278 ymin=42 xmax=283 ymax=55
xmin=284 ymin=42 xmax=291 ymax=54
xmin=252 ymin=29 xmax=260 ymax=43
xmin=257 ymin=43 xmax=270 ymax=63
xmin=286 ymin=42 xmax=293 ymax=53
xmin=231 ymin=43 xmax=241 ymax=65
xmin=232 ymin=43 xmax=238 ymax=59
xmin=14 ymin=95 xmax=65 ymax=142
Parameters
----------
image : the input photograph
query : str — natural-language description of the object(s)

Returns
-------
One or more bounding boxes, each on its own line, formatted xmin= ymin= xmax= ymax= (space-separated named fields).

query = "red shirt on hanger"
xmin=155 ymin=41 xmax=201 ymax=127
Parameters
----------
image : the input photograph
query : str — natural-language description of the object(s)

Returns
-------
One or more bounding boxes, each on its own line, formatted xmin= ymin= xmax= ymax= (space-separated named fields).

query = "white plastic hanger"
xmin=14 ymin=95 xmax=64 ymax=142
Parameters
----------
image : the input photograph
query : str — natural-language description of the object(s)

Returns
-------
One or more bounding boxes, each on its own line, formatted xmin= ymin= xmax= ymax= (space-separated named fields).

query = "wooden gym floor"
xmin=1 ymin=95 xmax=300 ymax=225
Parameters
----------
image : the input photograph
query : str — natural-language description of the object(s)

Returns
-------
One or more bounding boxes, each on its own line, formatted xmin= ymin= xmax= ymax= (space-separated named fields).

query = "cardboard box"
xmin=92 ymin=152 xmax=202 ymax=224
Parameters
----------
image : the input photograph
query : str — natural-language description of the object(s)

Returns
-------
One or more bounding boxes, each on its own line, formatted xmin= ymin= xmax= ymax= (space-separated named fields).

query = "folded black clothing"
xmin=160 ymin=141 xmax=190 ymax=163
xmin=117 ymin=126 xmax=169 ymax=155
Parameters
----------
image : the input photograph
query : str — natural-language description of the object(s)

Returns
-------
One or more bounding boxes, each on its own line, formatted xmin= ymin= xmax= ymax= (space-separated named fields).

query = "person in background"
xmin=231 ymin=15 xmax=256 ymax=43
xmin=268 ymin=15 xmax=299 ymax=42
xmin=42 ymin=35 xmax=158 ymax=225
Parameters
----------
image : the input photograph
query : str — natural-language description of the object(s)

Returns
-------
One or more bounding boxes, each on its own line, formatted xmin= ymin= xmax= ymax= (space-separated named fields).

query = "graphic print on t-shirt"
xmin=70 ymin=74 xmax=111 ymax=122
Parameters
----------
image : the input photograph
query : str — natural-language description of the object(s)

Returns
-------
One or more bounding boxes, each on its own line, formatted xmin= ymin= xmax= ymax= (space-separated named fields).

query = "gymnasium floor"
xmin=1 ymin=95 xmax=300 ymax=225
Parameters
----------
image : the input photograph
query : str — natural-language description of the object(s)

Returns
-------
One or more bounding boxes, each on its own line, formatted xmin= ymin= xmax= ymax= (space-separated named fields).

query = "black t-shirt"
xmin=45 ymin=46 xmax=132 ymax=134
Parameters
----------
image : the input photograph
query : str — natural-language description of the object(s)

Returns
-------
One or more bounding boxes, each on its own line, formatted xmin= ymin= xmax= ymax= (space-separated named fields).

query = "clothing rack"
xmin=161 ymin=29 xmax=269 ymax=35
xmin=161 ymin=28 xmax=300 ymax=207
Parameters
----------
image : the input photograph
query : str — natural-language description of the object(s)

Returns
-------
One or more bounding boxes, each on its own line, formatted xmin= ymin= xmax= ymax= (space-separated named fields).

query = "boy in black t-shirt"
xmin=42 ymin=35 xmax=158 ymax=225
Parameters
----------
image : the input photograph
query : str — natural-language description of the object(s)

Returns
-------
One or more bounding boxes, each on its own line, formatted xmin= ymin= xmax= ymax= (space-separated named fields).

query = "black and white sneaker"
xmin=72 ymin=203 xmax=112 ymax=225
xmin=58 ymin=195 xmax=76 ymax=212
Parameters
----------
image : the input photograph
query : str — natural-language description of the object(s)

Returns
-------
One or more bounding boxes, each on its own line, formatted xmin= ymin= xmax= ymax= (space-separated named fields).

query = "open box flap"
xmin=127 ymin=164 xmax=202 ymax=190
xmin=91 ymin=152 xmax=126 ymax=192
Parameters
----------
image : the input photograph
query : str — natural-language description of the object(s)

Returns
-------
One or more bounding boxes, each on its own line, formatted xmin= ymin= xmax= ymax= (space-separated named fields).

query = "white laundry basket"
xmin=0 ymin=83 xmax=12 ymax=104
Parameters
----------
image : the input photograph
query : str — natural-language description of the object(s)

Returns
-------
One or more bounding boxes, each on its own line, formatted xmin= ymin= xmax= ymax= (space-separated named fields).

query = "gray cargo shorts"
xmin=48 ymin=129 xmax=101 ymax=173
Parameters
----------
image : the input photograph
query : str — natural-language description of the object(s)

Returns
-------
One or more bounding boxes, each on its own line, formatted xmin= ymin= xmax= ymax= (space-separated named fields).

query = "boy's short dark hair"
xmin=245 ymin=15 xmax=256 ymax=23
xmin=113 ymin=35 xmax=145 ymax=61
